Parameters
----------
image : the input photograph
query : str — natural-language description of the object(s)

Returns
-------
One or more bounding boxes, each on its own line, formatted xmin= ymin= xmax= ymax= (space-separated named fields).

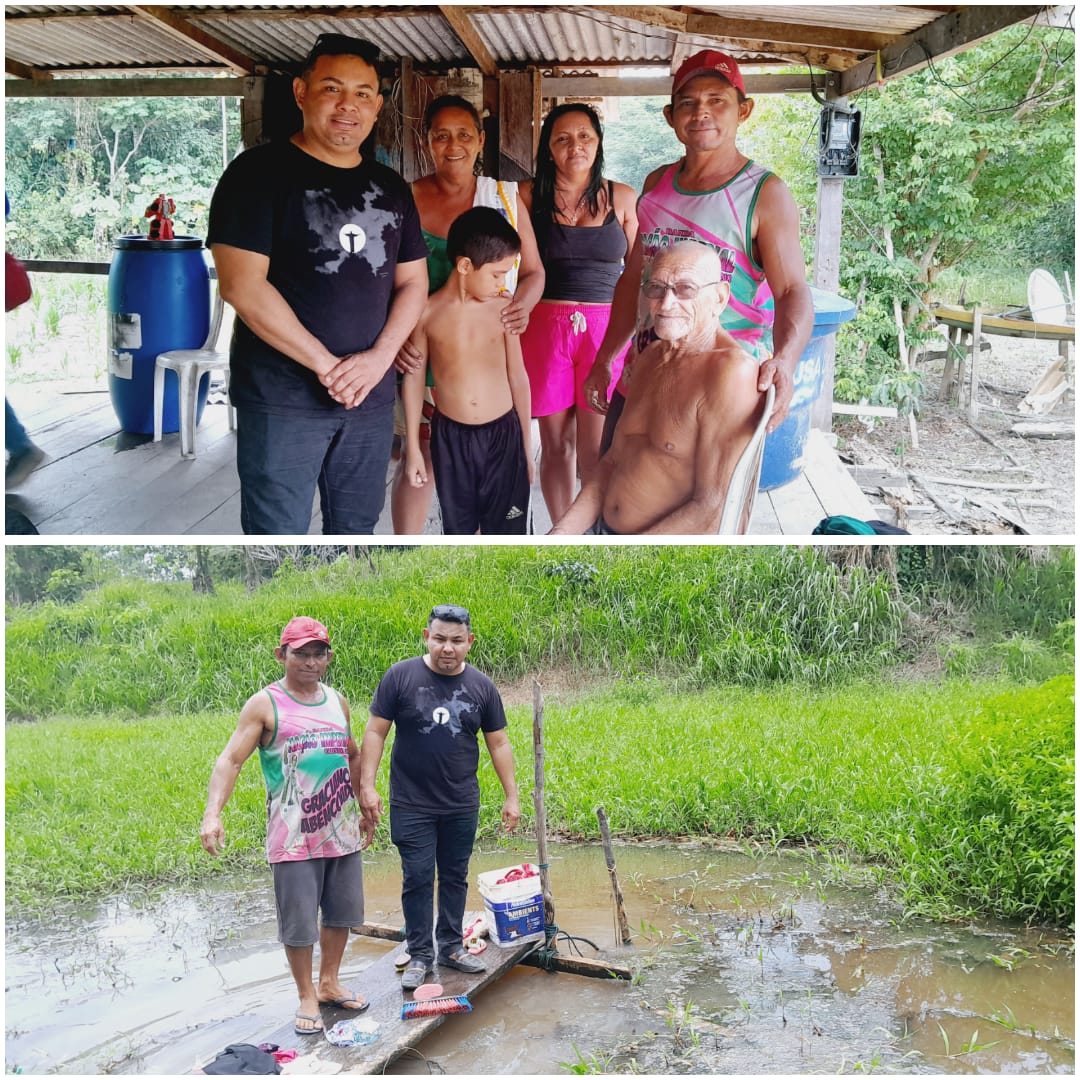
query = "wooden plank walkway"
xmin=250 ymin=926 xmax=539 ymax=1074
xmin=6 ymin=381 xmax=876 ymax=536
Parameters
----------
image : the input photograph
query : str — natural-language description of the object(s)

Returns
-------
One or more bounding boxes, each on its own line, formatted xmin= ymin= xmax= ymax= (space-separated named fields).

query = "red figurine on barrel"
xmin=145 ymin=194 xmax=175 ymax=240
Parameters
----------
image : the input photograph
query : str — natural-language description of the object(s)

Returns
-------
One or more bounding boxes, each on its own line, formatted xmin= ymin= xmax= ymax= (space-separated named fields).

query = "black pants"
xmin=390 ymin=807 xmax=479 ymax=965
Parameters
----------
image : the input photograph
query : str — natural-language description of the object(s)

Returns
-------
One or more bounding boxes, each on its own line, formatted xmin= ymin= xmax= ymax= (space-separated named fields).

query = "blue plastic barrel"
xmin=107 ymin=236 xmax=210 ymax=435
xmin=759 ymin=287 xmax=857 ymax=490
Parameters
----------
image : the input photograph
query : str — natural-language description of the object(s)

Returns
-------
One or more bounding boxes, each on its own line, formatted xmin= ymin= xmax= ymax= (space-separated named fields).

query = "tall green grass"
xmin=6 ymin=546 xmax=909 ymax=721
xmin=6 ymin=675 xmax=1072 ymax=926
xmin=6 ymin=546 xmax=1072 ymax=924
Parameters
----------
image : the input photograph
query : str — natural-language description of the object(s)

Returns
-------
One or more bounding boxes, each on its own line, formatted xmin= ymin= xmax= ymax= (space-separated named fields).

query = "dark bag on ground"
xmin=200 ymin=1044 xmax=281 ymax=1075
xmin=812 ymin=515 xmax=911 ymax=536
xmin=5 ymin=252 xmax=32 ymax=311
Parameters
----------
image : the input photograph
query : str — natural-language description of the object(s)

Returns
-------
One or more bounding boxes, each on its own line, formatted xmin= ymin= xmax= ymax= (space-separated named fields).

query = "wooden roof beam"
xmin=839 ymin=5 xmax=1048 ymax=95
xmin=596 ymin=7 xmax=875 ymax=71
xmin=6 ymin=76 xmax=249 ymax=98
xmin=438 ymin=5 xmax=498 ymax=77
xmin=596 ymin=5 xmax=900 ymax=53
xmin=5 ymin=57 xmax=52 ymax=80
xmin=683 ymin=12 xmax=897 ymax=54
xmin=710 ymin=39 xmax=864 ymax=72
xmin=593 ymin=5 xmax=687 ymax=35
xmin=127 ymin=5 xmax=261 ymax=75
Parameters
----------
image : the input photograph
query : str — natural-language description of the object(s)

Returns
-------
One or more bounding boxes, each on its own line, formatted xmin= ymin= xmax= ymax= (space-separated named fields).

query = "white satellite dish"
xmin=1027 ymin=269 xmax=1068 ymax=325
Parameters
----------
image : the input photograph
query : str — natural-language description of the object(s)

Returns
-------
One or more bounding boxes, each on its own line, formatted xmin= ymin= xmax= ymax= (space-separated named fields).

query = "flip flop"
xmin=319 ymin=992 xmax=370 ymax=1012
xmin=294 ymin=1011 xmax=324 ymax=1035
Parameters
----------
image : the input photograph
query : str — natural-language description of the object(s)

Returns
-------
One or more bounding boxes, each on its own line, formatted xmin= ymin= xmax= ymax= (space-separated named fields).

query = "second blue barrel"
xmin=759 ymin=287 xmax=857 ymax=490
xmin=107 ymin=236 xmax=210 ymax=435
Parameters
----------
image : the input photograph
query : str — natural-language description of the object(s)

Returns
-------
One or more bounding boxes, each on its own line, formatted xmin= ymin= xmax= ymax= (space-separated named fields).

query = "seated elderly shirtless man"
xmin=549 ymin=240 xmax=764 ymax=535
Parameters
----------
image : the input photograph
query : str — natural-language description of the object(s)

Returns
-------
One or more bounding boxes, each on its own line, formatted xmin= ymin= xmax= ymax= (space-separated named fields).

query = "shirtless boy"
xmin=550 ymin=241 xmax=763 ymax=535
xmin=403 ymin=206 xmax=534 ymax=534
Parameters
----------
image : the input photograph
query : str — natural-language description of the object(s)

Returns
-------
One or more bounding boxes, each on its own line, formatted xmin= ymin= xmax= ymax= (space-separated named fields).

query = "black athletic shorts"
xmin=430 ymin=408 xmax=530 ymax=535
xmin=587 ymin=514 xmax=621 ymax=535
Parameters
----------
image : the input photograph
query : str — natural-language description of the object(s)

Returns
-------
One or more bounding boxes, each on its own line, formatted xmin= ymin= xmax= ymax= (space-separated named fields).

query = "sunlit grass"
xmin=6 ymin=546 xmax=911 ymax=721
xmin=7 ymin=675 xmax=1072 ymax=926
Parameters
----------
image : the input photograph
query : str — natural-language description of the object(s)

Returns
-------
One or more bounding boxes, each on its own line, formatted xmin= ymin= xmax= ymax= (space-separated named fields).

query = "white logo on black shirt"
xmin=339 ymin=223 xmax=367 ymax=254
xmin=432 ymin=706 xmax=451 ymax=726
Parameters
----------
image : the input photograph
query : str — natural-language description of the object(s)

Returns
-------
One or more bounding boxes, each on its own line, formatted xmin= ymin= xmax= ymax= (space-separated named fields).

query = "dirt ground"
xmin=834 ymin=331 xmax=1074 ymax=537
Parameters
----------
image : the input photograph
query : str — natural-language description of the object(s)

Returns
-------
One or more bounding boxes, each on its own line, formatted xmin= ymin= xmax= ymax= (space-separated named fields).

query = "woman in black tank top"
xmin=519 ymin=104 xmax=638 ymax=525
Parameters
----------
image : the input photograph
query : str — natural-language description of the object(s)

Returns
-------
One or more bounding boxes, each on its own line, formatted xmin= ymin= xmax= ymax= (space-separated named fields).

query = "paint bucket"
xmin=477 ymin=864 xmax=545 ymax=949
xmin=107 ymin=236 xmax=210 ymax=435
xmin=759 ymin=287 xmax=857 ymax=490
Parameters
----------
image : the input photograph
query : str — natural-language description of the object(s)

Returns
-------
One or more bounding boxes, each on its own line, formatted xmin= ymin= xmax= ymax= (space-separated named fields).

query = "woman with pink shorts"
xmin=519 ymin=104 xmax=638 ymax=523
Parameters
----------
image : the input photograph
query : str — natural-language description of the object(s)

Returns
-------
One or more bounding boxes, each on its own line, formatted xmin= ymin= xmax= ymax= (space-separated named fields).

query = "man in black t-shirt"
xmin=361 ymin=604 xmax=521 ymax=991
xmin=207 ymin=33 xmax=428 ymax=534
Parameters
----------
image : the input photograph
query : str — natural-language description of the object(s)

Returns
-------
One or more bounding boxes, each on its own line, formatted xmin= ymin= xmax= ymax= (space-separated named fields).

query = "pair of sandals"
xmin=294 ymin=992 xmax=369 ymax=1036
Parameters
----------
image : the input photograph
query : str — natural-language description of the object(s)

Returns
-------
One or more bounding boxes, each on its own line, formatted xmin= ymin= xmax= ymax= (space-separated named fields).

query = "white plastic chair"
xmin=717 ymin=383 xmax=774 ymax=535
xmin=153 ymin=279 xmax=235 ymax=457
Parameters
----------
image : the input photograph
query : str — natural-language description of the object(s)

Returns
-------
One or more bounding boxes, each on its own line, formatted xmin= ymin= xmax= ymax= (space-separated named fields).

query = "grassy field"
xmin=6 ymin=675 xmax=1073 ymax=926
xmin=6 ymin=546 xmax=909 ymax=720
xmin=5 ymin=545 xmax=1074 ymax=926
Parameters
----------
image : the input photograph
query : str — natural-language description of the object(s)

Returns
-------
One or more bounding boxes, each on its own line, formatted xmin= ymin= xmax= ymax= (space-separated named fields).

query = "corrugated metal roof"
xmin=472 ymin=9 xmax=673 ymax=67
xmin=4 ymin=5 xmax=1053 ymax=80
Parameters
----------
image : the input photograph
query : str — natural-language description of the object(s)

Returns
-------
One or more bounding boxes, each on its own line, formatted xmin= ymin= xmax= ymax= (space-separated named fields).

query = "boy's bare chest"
xmin=429 ymin=310 xmax=505 ymax=356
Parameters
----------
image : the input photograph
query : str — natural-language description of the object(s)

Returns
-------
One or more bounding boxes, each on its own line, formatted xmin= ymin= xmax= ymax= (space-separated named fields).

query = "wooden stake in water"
xmin=532 ymin=681 xmax=555 ymax=931
xmin=596 ymin=806 xmax=632 ymax=945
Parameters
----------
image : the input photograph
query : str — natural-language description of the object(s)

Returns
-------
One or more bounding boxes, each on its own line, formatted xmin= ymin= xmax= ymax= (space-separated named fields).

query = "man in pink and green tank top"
xmin=586 ymin=49 xmax=813 ymax=442
xmin=201 ymin=617 xmax=373 ymax=1037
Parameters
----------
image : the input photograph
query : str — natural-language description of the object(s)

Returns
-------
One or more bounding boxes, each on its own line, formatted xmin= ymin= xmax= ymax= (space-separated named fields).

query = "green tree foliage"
xmin=5 ymin=547 xmax=100 ymax=606
xmin=5 ymin=94 xmax=240 ymax=259
xmin=601 ymin=96 xmax=681 ymax=195
xmin=832 ymin=23 xmax=1074 ymax=403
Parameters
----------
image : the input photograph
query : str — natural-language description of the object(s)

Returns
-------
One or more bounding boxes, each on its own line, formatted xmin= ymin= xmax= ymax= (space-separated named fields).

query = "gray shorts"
xmin=271 ymin=851 xmax=365 ymax=947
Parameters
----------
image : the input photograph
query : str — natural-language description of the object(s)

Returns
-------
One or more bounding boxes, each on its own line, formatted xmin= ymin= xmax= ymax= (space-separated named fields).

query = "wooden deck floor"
xmin=242 ymin=924 xmax=539 ymax=1075
xmin=6 ymin=380 xmax=876 ymax=537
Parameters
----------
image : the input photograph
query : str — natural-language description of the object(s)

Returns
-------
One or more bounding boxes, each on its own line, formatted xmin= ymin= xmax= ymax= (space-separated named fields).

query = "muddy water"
xmin=5 ymin=843 xmax=1073 ymax=1074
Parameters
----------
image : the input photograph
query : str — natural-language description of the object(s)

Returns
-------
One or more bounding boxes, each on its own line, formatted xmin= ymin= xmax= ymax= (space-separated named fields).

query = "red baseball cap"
xmin=280 ymin=616 xmax=331 ymax=649
xmin=672 ymin=50 xmax=746 ymax=97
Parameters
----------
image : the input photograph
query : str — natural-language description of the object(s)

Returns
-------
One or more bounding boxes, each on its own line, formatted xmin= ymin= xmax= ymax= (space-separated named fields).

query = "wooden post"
xmin=595 ymin=807 xmax=631 ymax=945
xmin=532 ymin=681 xmax=555 ymax=934
xmin=499 ymin=68 xmax=540 ymax=180
xmin=940 ymin=325 xmax=958 ymax=400
xmin=399 ymin=56 xmax=421 ymax=181
xmin=892 ymin=296 xmax=920 ymax=451
xmin=811 ymin=174 xmax=844 ymax=432
xmin=239 ymin=75 xmax=265 ymax=148
xmin=968 ymin=307 xmax=983 ymax=423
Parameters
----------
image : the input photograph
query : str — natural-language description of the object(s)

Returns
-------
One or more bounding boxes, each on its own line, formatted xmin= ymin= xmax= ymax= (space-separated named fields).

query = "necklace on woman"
xmin=555 ymin=189 xmax=588 ymax=226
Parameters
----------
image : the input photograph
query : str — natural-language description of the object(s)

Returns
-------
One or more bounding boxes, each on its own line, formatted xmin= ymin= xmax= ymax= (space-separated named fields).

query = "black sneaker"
xmin=439 ymin=949 xmax=486 ymax=974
